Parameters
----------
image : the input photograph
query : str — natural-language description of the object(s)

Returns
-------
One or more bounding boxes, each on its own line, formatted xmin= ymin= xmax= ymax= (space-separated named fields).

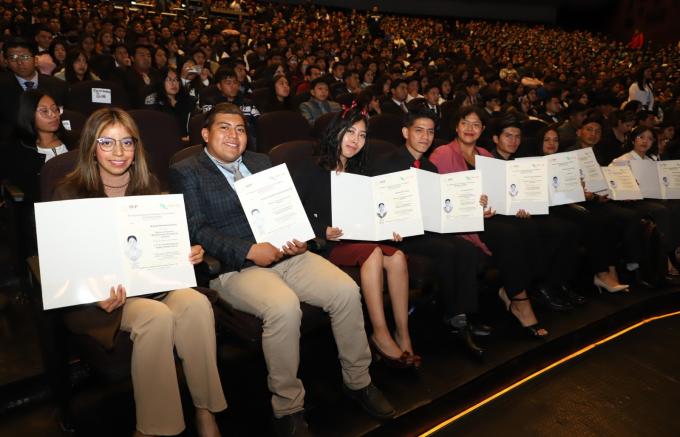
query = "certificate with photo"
xmin=601 ymin=166 xmax=643 ymax=200
xmin=546 ymin=151 xmax=586 ymax=206
xmin=416 ymin=169 xmax=484 ymax=233
xmin=331 ymin=169 xmax=424 ymax=241
xmin=630 ymin=160 xmax=680 ymax=200
xmin=476 ymin=156 xmax=549 ymax=215
xmin=233 ymin=163 xmax=315 ymax=249
xmin=575 ymin=147 xmax=607 ymax=193
xmin=35 ymin=194 xmax=197 ymax=310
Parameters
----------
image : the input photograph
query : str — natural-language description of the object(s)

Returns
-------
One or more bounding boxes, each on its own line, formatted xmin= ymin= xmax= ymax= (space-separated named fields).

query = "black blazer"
xmin=169 ymin=149 xmax=272 ymax=273
xmin=379 ymin=97 xmax=407 ymax=115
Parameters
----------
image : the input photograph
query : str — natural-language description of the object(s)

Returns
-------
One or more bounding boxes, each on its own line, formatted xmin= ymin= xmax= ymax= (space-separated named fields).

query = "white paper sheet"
xmin=416 ymin=169 xmax=484 ymax=233
xmin=629 ymin=160 xmax=663 ymax=199
xmin=234 ymin=163 xmax=315 ymax=249
xmin=575 ymin=147 xmax=607 ymax=193
xmin=35 ymin=194 xmax=197 ymax=310
xmin=657 ymin=160 xmax=680 ymax=199
xmin=331 ymin=169 xmax=425 ymax=241
xmin=601 ymin=166 xmax=643 ymax=200
xmin=477 ymin=156 xmax=549 ymax=215
xmin=546 ymin=151 xmax=586 ymax=206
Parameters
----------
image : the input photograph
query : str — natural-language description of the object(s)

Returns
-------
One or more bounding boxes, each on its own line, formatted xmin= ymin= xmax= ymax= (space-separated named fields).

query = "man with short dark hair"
xmin=595 ymin=110 xmax=634 ymax=165
xmin=299 ymin=77 xmax=340 ymax=124
xmin=557 ymin=102 xmax=588 ymax=150
xmin=295 ymin=65 xmax=322 ymax=95
xmin=33 ymin=25 xmax=52 ymax=53
xmin=538 ymin=94 xmax=562 ymax=124
xmin=379 ymin=78 xmax=408 ymax=114
xmin=122 ymin=44 xmax=160 ymax=108
xmin=169 ymin=103 xmax=395 ymax=437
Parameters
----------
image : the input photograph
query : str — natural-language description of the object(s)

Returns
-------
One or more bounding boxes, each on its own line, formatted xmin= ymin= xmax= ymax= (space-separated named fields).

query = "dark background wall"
xmin=269 ymin=0 xmax=680 ymax=43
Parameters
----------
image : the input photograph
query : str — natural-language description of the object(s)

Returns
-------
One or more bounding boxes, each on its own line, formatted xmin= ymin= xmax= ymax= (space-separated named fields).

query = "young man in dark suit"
xmin=169 ymin=103 xmax=394 ymax=437
xmin=379 ymin=78 xmax=409 ymax=114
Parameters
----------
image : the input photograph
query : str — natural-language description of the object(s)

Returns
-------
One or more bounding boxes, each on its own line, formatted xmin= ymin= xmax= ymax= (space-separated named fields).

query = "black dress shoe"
xmin=273 ymin=411 xmax=313 ymax=437
xmin=533 ymin=286 xmax=573 ymax=311
xmin=452 ymin=324 xmax=484 ymax=359
xmin=343 ymin=383 xmax=395 ymax=419
xmin=561 ymin=286 xmax=587 ymax=306
xmin=469 ymin=322 xmax=493 ymax=336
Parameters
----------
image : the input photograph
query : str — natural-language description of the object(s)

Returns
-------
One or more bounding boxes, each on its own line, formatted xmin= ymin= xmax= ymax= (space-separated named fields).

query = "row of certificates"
xmin=36 ymin=153 xmax=680 ymax=309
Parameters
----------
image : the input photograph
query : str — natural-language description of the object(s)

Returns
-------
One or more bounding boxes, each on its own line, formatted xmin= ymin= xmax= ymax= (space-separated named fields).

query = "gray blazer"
xmin=169 ymin=149 xmax=272 ymax=273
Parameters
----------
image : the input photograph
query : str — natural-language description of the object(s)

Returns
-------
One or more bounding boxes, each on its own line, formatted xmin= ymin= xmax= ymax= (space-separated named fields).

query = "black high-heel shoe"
xmin=498 ymin=288 xmax=548 ymax=339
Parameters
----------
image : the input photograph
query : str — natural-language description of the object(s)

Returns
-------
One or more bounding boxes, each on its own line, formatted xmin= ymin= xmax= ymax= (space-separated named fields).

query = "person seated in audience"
xmin=379 ymin=78 xmax=409 ymax=114
xmin=430 ymin=107 xmax=549 ymax=338
xmin=112 ymin=43 xmax=132 ymax=69
xmin=259 ymin=73 xmax=293 ymax=113
xmin=293 ymin=106 xmax=420 ymax=367
xmin=0 ymin=37 xmax=67 ymax=168
xmin=169 ymin=103 xmax=395 ymax=437
xmin=405 ymin=76 xmax=422 ymax=103
xmin=48 ymin=38 xmax=67 ymax=72
xmin=156 ymin=66 xmax=197 ymax=137
xmin=121 ymin=44 xmax=161 ymax=108
xmin=371 ymin=109 xmax=493 ymax=356
xmin=53 ymin=107 xmax=226 ymax=437
xmin=557 ymin=102 xmax=588 ymax=150
xmin=180 ymin=58 xmax=209 ymax=99
xmin=299 ymin=77 xmax=341 ymax=124
xmin=594 ymin=110 xmax=635 ymax=165
xmin=295 ymin=65 xmax=322 ymax=96
xmin=611 ymin=125 xmax=680 ymax=279
xmin=531 ymin=125 xmax=632 ymax=292
xmin=334 ymin=70 xmax=361 ymax=101
xmin=54 ymin=49 xmax=100 ymax=83
xmin=538 ymin=93 xmax=563 ymax=124
xmin=200 ymin=67 xmax=261 ymax=148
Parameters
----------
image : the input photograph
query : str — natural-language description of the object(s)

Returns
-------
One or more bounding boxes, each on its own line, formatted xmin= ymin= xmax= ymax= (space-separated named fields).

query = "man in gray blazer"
xmin=169 ymin=103 xmax=394 ymax=437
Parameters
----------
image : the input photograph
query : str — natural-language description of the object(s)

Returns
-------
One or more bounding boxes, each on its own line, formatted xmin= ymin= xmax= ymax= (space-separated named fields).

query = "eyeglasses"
xmin=95 ymin=137 xmax=136 ymax=151
xmin=7 ymin=54 xmax=33 ymax=63
xmin=36 ymin=106 xmax=62 ymax=118
xmin=165 ymin=77 xmax=180 ymax=83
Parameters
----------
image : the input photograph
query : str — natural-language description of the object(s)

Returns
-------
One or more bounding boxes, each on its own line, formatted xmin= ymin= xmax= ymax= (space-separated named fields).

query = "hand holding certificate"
xmin=331 ymin=169 xmax=424 ymax=241
xmin=416 ymin=169 xmax=484 ymax=233
xmin=35 ymin=194 xmax=197 ymax=310
xmin=233 ymin=163 xmax=315 ymax=249
xmin=476 ymin=156 xmax=549 ymax=215
xmin=575 ymin=148 xmax=607 ymax=193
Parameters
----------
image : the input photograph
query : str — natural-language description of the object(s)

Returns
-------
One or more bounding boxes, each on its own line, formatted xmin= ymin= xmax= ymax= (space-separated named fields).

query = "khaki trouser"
xmin=121 ymin=288 xmax=227 ymax=435
xmin=211 ymin=251 xmax=371 ymax=418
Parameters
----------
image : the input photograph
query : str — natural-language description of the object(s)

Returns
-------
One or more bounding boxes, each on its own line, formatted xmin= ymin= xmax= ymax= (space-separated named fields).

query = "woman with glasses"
xmin=156 ymin=67 xmax=197 ymax=137
xmin=9 ymin=90 xmax=69 ymax=255
xmin=430 ymin=106 xmax=548 ymax=338
xmin=52 ymin=108 xmax=226 ymax=437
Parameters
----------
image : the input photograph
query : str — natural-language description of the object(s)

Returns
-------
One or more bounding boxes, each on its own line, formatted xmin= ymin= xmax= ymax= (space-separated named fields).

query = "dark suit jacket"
xmin=379 ymin=97 xmax=407 ymax=115
xmin=169 ymin=150 xmax=271 ymax=273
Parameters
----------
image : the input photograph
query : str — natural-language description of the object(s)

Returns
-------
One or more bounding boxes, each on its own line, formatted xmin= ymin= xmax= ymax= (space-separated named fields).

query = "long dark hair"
xmin=317 ymin=106 xmax=369 ymax=174
xmin=64 ymin=49 xmax=95 ymax=83
xmin=634 ymin=64 xmax=652 ymax=91
xmin=16 ymin=90 xmax=66 ymax=148
xmin=156 ymin=66 xmax=189 ymax=106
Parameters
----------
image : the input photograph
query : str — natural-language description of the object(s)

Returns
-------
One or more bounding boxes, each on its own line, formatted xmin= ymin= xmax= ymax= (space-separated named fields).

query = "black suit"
xmin=379 ymin=97 xmax=408 ymax=115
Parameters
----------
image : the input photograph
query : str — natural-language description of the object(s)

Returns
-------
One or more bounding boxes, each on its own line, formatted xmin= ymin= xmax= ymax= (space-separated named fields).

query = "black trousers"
xmin=621 ymin=199 xmax=680 ymax=254
xmin=398 ymin=232 xmax=481 ymax=318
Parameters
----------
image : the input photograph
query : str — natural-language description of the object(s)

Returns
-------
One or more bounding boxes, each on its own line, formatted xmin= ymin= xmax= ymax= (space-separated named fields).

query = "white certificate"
xmin=477 ymin=156 xmax=549 ymax=215
xmin=234 ymin=163 xmax=315 ymax=249
xmin=601 ymin=166 xmax=643 ymax=200
xmin=416 ymin=169 xmax=484 ymax=233
xmin=575 ymin=147 xmax=607 ymax=193
xmin=629 ymin=160 xmax=663 ymax=199
xmin=547 ymin=151 xmax=586 ymax=206
xmin=658 ymin=160 xmax=680 ymax=199
xmin=331 ymin=169 xmax=424 ymax=241
xmin=35 ymin=194 xmax=197 ymax=310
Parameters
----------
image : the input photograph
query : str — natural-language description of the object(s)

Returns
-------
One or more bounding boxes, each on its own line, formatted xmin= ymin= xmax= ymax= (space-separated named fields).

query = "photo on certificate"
xmin=546 ymin=150 xmax=585 ymax=206
xmin=331 ymin=169 xmax=425 ymax=241
xmin=601 ymin=166 xmax=643 ymax=201
xmin=575 ymin=147 xmax=607 ymax=193
xmin=35 ymin=194 xmax=197 ymax=310
xmin=233 ymin=163 xmax=315 ymax=249
xmin=477 ymin=156 xmax=549 ymax=215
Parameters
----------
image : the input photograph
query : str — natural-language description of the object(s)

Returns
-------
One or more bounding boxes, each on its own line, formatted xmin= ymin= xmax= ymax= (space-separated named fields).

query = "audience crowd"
xmin=1 ymin=1 xmax=680 ymax=436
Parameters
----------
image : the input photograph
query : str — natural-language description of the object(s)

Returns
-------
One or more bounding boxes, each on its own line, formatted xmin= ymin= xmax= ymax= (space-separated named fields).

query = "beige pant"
xmin=211 ymin=251 xmax=371 ymax=418
xmin=120 ymin=288 xmax=227 ymax=435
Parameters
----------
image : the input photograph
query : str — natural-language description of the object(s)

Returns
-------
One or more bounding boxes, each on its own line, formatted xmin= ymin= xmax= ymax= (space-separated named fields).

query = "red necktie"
xmin=413 ymin=160 xmax=421 ymax=169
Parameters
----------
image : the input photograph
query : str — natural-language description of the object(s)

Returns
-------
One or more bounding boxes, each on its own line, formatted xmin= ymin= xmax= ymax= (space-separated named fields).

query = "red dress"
xmin=329 ymin=242 xmax=399 ymax=266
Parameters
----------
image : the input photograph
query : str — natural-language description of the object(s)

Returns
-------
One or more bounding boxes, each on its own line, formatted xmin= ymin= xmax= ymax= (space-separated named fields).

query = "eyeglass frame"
xmin=95 ymin=137 xmax=137 ymax=152
xmin=7 ymin=54 xmax=34 ymax=63
xmin=36 ymin=106 xmax=62 ymax=118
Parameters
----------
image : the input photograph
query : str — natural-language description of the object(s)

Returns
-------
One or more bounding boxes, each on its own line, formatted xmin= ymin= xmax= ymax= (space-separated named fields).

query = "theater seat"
xmin=188 ymin=112 xmax=206 ymax=147
xmin=311 ymin=111 xmax=339 ymax=139
xmin=367 ymin=113 xmax=405 ymax=146
xmin=268 ymin=140 xmax=317 ymax=173
xmin=367 ymin=138 xmax=399 ymax=160
xmin=64 ymin=80 xmax=130 ymax=116
xmin=255 ymin=110 xmax=311 ymax=154
xmin=129 ymin=110 xmax=183 ymax=191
